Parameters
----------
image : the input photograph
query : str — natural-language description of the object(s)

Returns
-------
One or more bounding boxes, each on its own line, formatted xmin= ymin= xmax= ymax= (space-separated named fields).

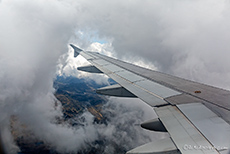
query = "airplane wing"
xmin=70 ymin=44 xmax=230 ymax=154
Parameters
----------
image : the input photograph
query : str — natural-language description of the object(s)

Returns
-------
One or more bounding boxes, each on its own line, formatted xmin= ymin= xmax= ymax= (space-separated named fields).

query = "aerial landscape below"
xmin=11 ymin=76 xmax=153 ymax=154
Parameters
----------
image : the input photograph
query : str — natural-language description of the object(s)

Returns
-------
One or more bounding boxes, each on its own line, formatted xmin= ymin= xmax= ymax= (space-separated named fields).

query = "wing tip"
xmin=69 ymin=44 xmax=83 ymax=57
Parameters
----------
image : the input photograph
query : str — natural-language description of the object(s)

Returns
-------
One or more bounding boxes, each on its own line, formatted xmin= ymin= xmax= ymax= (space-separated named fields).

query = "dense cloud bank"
xmin=0 ymin=0 xmax=78 ymax=153
xmin=69 ymin=0 xmax=230 ymax=89
xmin=1 ymin=0 xmax=230 ymax=153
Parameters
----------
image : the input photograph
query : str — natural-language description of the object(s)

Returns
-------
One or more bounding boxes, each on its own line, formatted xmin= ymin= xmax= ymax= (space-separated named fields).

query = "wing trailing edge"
xmin=126 ymin=137 xmax=179 ymax=154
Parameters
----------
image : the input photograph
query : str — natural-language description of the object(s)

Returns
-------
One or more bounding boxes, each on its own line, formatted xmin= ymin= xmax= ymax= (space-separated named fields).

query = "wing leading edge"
xmin=70 ymin=44 xmax=230 ymax=154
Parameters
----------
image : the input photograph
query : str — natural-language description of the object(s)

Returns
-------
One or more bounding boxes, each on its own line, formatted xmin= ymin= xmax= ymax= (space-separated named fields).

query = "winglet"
xmin=69 ymin=44 xmax=83 ymax=57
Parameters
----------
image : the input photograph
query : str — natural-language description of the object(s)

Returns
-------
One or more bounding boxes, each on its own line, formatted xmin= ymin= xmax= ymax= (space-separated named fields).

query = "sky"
xmin=63 ymin=0 xmax=230 ymax=89
xmin=1 ymin=0 xmax=230 ymax=153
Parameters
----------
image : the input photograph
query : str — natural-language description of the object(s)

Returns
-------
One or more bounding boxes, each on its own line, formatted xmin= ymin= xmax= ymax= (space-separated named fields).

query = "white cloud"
xmin=1 ymin=0 xmax=230 ymax=153
xmin=0 ymin=0 xmax=80 ymax=153
xmin=58 ymin=43 xmax=113 ymax=85
xmin=69 ymin=0 xmax=230 ymax=89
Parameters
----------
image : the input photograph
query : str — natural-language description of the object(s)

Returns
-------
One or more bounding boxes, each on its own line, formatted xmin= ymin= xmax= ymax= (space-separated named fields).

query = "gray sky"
xmin=1 ymin=0 xmax=230 ymax=153
xmin=67 ymin=0 xmax=230 ymax=89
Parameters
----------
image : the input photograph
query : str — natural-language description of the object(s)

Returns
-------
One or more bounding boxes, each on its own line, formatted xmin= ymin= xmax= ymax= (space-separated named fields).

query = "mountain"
xmin=14 ymin=76 xmax=146 ymax=154
xmin=54 ymin=76 xmax=109 ymax=120
xmin=14 ymin=76 xmax=112 ymax=154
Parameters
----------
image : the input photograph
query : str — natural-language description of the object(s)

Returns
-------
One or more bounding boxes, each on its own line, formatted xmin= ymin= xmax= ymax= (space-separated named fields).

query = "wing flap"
xmin=155 ymin=105 xmax=219 ymax=154
xmin=178 ymin=103 xmax=230 ymax=151
xmin=126 ymin=137 xmax=179 ymax=154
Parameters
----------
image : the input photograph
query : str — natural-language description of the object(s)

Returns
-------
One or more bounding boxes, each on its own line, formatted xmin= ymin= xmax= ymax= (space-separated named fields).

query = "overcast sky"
xmin=1 ymin=0 xmax=230 ymax=153
xmin=62 ymin=0 xmax=230 ymax=89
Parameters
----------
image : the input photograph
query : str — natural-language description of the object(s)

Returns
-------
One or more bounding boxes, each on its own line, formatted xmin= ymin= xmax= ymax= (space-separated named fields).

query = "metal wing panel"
xmin=80 ymin=51 xmax=181 ymax=107
xmin=91 ymin=59 xmax=111 ymax=66
xmin=74 ymin=48 xmax=230 ymax=153
xmin=126 ymin=137 xmax=180 ymax=154
xmin=115 ymin=70 xmax=145 ymax=82
xmin=178 ymin=103 xmax=230 ymax=151
xmin=155 ymin=105 xmax=219 ymax=154
xmin=87 ymin=59 xmax=112 ymax=74
xmin=80 ymin=52 xmax=95 ymax=60
xmin=107 ymin=73 xmax=168 ymax=106
xmin=87 ymin=51 xmax=230 ymax=128
xmin=102 ymin=64 xmax=124 ymax=72
xmin=135 ymin=80 xmax=181 ymax=98
xmin=84 ymin=52 xmax=99 ymax=59
xmin=90 ymin=51 xmax=230 ymax=111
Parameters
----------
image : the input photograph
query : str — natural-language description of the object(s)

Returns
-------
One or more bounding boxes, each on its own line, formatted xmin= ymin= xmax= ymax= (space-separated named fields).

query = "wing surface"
xmin=70 ymin=44 xmax=230 ymax=154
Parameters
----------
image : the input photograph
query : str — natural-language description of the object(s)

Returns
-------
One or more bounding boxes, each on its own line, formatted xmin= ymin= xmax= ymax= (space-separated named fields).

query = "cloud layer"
xmin=0 ymin=1 xmax=161 ymax=153
xmin=1 ymin=0 xmax=230 ymax=153
xmin=0 ymin=0 xmax=78 ymax=153
xmin=70 ymin=0 xmax=230 ymax=89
